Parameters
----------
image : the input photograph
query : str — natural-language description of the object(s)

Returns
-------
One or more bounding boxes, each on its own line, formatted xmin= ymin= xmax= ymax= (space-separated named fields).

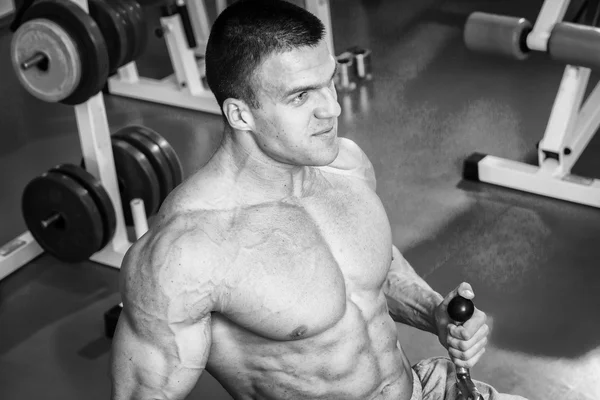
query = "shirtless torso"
xmin=111 ymin=137 xmax=414 ymax=400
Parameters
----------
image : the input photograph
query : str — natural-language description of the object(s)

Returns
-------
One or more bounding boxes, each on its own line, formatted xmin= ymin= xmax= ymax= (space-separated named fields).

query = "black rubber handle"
xmin=447 ymin=295 xmax=475 ymax=324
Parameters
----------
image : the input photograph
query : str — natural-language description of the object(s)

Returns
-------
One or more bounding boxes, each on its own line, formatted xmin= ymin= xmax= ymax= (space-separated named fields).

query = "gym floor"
xmin=1 ymin=0 xmax=600 ymax=399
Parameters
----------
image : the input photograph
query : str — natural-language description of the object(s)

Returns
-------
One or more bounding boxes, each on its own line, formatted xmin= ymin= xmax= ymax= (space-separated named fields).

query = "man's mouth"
xmin=313 ymin=126 xmax=334 ymax=136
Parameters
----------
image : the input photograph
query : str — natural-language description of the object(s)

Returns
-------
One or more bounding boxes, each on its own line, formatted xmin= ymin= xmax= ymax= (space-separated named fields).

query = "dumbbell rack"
xmin=106 ymin=0 xmax=335 ymax=113
xmin=0 ymin=0 xmax=143 ymax=281
xmin=464 ymin=0 xmax=600 ymax=208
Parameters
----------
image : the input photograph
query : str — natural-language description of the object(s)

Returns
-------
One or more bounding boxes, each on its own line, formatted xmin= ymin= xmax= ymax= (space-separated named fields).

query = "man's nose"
xmin=314 ymin=86 xmax=341 ymax=119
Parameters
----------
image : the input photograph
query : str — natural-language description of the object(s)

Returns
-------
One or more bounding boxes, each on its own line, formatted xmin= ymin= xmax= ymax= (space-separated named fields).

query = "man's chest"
xmin=215 ymin=177 xmax=393 ymax=339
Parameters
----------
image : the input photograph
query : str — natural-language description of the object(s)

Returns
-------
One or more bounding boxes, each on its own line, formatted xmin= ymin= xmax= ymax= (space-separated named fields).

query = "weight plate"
xmin=106 ymin=0 xmax=136 ymax=66
xmin=50 ymin=163 xmax=116 ymax=249
xmin=131 ymin=125 xmax=184 ymax=188
xmin=117 ymin=125 xmax=184 ymax=192
xmin=21 ymin=0 xmax=110 ymax=105
xmin=88 ymin=0 xmax=128 ymax=73
xmin=22 ymin=171 xmax=104 ymax=262
xmin=112 ymin=137 xmax=161 ymax=225
xmin=11 ymin=18 xmax=82 ymax=102
xmin=121 ymin=0 xmax=147 ymax=62
xmin=113 ymin=127 xmax=174 ymax=205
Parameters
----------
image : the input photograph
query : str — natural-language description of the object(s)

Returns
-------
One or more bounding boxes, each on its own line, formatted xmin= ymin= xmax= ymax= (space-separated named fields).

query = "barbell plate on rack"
xmin=88 ymin=0 xmax=128 ymax=74
xmin=112 ymin=137 xmax=161 ymax=225
xmin=106 ymin=0 xmax=136 ymax=67
xmin=132 ymin=125 xmax=184 ymax=188
xmin=113 ymin=127 xmax=174 ymax=205
xmin=106 ymin=0 xmax=146 ymax=66
xmin=21 ymin=0 xmax=110 ymax=105
xmin=22 ymin=171 xmax=104 ymax=262
xmin=11 ymin=18 xmax=82 ymax=102
xmin=49 ymin=163 xmax=116 ymax=249
xmin=123 ymin=0 xmax=148 ymax=62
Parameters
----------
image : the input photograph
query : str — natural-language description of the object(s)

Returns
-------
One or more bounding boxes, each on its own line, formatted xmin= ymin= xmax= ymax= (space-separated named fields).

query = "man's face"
xmin=249 ymin=40 xmax=342 ymax=167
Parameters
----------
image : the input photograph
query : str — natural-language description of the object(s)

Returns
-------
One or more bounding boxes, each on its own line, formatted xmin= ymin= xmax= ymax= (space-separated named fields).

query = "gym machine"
xmin=463 ymin=0 xmax=600 ymax=208
xmin=106 ymin=0 xmax=336 ymax=114
xmin=0 ymin=0 xmax=172 ymax=281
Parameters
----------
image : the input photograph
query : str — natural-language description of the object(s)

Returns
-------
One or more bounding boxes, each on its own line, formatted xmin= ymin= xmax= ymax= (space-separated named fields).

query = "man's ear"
xmin=223 ymin=98 xmax=255 ymax=131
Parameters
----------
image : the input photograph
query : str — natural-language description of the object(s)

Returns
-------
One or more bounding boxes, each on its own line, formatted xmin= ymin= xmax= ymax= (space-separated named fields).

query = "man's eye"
xmin=294 ymin=92 xmax=308 ymax=103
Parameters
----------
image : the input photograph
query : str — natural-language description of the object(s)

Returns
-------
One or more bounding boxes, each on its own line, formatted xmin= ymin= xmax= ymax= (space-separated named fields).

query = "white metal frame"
xmin=108 ymin=4 xmax=220 ymax=114
xmin=108 ymin=0 xmax=335 ymax=113
xmin=467 ymin=0 xmax=600 ymax=208
xmin=0 ymin=0 xmax=148 ymax=281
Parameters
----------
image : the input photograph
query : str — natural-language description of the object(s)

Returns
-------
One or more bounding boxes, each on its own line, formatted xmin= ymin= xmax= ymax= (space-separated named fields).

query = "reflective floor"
xmin=1 ymin=1 xmax=600 ymax=399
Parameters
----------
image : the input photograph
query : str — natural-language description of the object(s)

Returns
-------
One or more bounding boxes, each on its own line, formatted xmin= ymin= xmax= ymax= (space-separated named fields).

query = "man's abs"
xmin=206 ymin=294 xmax=414 ymax=400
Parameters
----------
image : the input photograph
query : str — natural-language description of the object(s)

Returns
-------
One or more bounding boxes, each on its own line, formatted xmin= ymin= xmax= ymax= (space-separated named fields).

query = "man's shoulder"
xmin=146 ymin=205 xmax=233 ymax=267
xmin=125 ymin=210 xmax=227 ymax=289
xmin=318 ymin=137 xmax=376 ymax=190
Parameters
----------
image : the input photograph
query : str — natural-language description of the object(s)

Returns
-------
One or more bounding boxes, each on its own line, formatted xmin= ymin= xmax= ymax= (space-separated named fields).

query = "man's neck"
xmin=211 ymin=129 xmax=313 ymax=201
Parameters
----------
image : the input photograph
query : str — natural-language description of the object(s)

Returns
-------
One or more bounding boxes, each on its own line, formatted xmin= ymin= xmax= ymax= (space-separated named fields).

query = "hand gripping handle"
xmin=447 ymin=295 xmax=484 ymax=400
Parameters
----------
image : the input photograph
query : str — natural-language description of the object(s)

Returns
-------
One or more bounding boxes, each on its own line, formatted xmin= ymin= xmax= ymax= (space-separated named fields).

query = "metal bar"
xmin=527 ymin=0 xmax=571 ymax=51
xmin=216 ymin=0 xmax=227 ymax=15
xmin=0 ymin=233 xmax=44 ymax=281
xmin=162 ymin=14 xmax=205 ymax=95
xmin=74 ymin=93 xmax=130 ymax=258
xmin=473 ymin=154 xmax=600 ymax=208
xmin=566 ymin=80 xmax=600 ymax=170
xmin=108 ymin=75 xmax=220 ymax=113
xmin=187 ymin=0 xmax=211 ymax=55
xmin=538 ymin=65 xmax=590 ymax=176
xmin=131 ymin=199 xmax=149 ymax=240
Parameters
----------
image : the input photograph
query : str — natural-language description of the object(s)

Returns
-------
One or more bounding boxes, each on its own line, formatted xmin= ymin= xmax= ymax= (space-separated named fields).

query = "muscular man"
xmin=110 ymin=1 xmax=526 ymax=399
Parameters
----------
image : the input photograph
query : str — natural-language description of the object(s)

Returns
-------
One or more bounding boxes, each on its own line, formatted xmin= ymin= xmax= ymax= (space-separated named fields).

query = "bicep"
xmin=111 ymin=305 xmax=212 ymax=400
xmin=111 ymin=231 xmax=218 ymax=400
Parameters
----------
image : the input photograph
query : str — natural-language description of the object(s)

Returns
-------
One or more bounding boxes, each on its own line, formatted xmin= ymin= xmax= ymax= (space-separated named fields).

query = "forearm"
xmin=383 ymin=245 xmax=444 ymax=334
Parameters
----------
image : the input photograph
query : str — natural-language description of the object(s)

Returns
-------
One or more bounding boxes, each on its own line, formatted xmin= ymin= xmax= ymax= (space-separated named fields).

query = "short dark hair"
xmin=205 ymin=0 xmax=326 ymax=110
